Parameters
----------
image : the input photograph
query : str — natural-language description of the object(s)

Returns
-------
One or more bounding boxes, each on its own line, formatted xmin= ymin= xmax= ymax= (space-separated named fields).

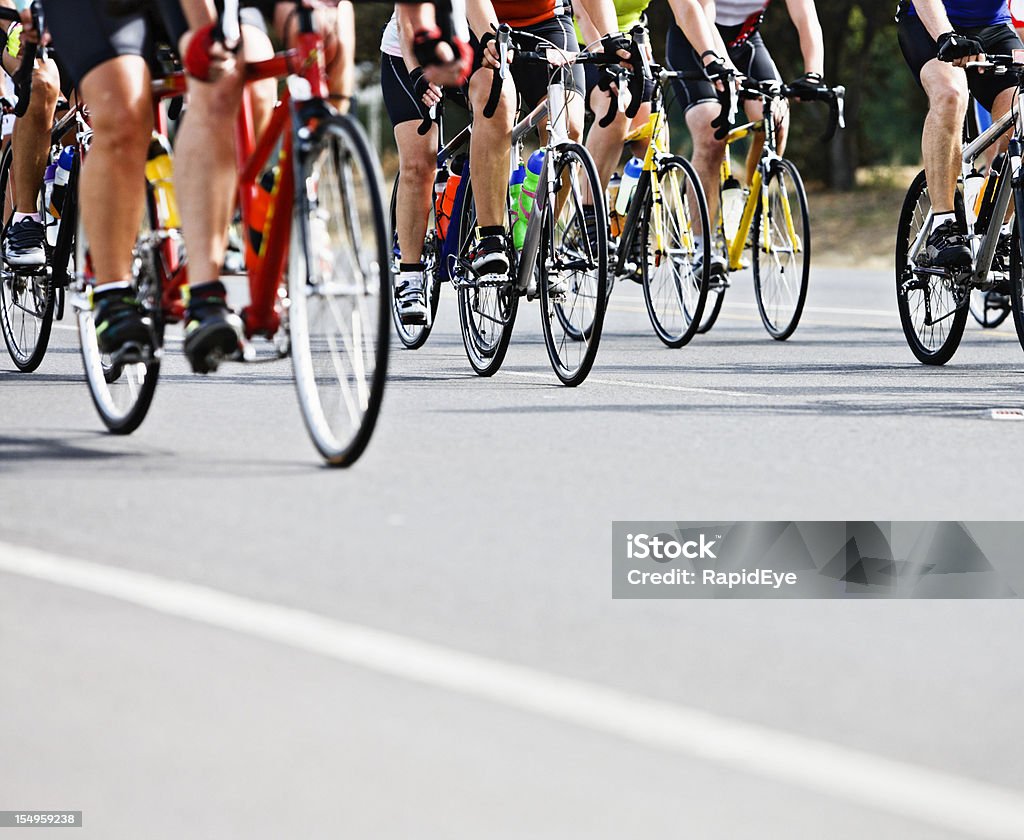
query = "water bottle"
xmin=431 ymin=169 xmax=448 ymax=243
xmin=144 ymin=133 xmax=181 ymax=230
xmin=608 ymin=172 xmax=623 ymax=237
xmin=614 ymin=157 xmax=643 ymax=218
xmin=436 ymin=162 xmax=462 ymax=242
xmin=509 ymin=163 xmax=526 ymax=249
xmin=963 ymin=170 xmax=984 ymax=229
xmin=42 ymin=163 xmax=58 ymax=247
xmin=720 ymin=175 xmax=745 ymax=242
xmin=246 ymin=166 xmax=277 ymax=262
xmin=517 ymin=150 xmax=545 ymax=227
xmin=49 ymin=147 xmax=74 ymax=219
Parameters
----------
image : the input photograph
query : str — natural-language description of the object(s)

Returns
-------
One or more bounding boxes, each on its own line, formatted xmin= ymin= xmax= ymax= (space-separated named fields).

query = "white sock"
xmin=933 ymin=211 xmax=956 ymax=228
xmin=93 ymin=281 xmax=134 ymax=295
xmin=12 ymin=211 xmax=42 ymax=224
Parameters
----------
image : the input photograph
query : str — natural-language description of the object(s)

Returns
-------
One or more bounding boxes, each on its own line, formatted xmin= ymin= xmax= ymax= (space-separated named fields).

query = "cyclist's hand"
xmin=17 ymin=8 xmax=48 ymax=47
xmin=480 ymin=31 xmax=513 ymax=71
xmin=414 ymin=28 xmax=472 ymax=87
xmin=788 ymin=71 xmax=825 ymax=101
xmin=600 ymin=33 xmax=631 ymax=65
xmin=936 ymin=31 xmax=984 ymax=67
xmin=702 ymin=52 xmax=731 ymax=92
xmin=182 ymin=25 xmax=238 ymax=82
xmin=410 ymin=66 xmax=442 ymax=107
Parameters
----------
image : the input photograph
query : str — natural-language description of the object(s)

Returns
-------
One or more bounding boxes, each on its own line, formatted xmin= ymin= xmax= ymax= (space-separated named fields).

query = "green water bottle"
xmin=509 ymin=163 xmax=526 ymax=249
xmin=517 ymin=151 xmax=545 ymax=241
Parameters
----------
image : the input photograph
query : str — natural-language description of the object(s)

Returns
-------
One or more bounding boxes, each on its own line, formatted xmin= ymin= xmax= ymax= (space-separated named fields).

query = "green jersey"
xmin=574 ymin=0 xmax=651 ymax=44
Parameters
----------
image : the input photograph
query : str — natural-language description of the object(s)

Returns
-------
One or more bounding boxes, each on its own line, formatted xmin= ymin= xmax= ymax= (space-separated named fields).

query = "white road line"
xmin=53 ymin=324 xmax=184 ymax=343
xmin=1 ymin=542 xmax=1023 ymax=839
xmin=501 ymin=370 xmax=764 ymax=398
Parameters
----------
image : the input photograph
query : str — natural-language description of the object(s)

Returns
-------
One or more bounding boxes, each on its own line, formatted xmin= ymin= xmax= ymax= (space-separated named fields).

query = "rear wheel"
xmin=640 ymin=155 xmax=710 ymax=348
xmin=389 ymin=174 xmax=441 ymax=350
xmin=896 ymin=169 xmax=969 ymax=365
xmin=455 ymin=180 xmax=518 ymax=376
xmin=539 ymin=143 xmax=608 ymax=386
xmin=0 ymin=145 xmax=55 ymax=371
xmin=1008 ymin=211 xmax=1024 ymax=352
xmin=752 ymin=159 xmax=810 ymax=340
xmin=76 ymin=185 xmax=162 ymax=435
xmin=290 ymin=114 xmax=389 ymax=467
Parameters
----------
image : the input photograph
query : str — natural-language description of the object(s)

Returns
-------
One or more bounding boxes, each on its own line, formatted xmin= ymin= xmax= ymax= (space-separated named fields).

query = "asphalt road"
xmin=2 ymin=264 xmax=1024 ymax=839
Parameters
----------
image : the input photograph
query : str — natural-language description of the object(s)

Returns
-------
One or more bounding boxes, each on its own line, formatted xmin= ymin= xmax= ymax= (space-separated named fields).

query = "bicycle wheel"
xmin=896 ymin=169 xmax=969 ymax=365
xmin=75 ymin=187 xmax=162 ymax=434
xmin=752 ymin=158 xmax=810 ymax=340
xmin=539 ymin=143 xmax=608 ymax=386
xmin=640 ymin=155 xmax=710 ymax=348
xmin=0 ymin=145 xmax=55 ymax=371
xmin=289 ymin=114 xmax=389 ymax=467
xmin=1008 ymin=216 xmax=1024 ymax=352
xmin=389 ymin=174 xmax=441 ymax=350
xmin=455 ymin=180 xmax=518 ymax=376
xmin=970 ymin=289 xmax=1010 ymax=328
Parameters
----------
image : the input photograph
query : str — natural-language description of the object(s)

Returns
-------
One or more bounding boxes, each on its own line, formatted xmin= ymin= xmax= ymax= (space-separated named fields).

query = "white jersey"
xmin=380 ymin=12 xmax=402 ymax=58
xmin=715 ymin=0 xmax=771 ymax=28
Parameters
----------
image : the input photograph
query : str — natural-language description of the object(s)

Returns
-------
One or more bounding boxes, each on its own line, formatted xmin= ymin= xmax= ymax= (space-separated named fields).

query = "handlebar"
xmin=482 ymin=23 xmax=511 ymax=119
xmin=0 ymin=2 xmax=43 ymax=119
xmin=737 ymin=76 xmax=846 ymax=142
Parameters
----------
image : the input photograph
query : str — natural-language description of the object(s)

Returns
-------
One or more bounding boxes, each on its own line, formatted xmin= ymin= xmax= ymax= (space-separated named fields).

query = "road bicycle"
xmin=71 ymin=3 xmax=390 ymax=465
xmin=0 ymin=4 xmax=75 ymax=372
xmin=454 ymin=28 xmax=611 ymax=385
xmin=603 ymin=49 xmax=712 ymax=348
xmin=896 ymin=54 xmax=1023 ymax=365
xmin=696 ymin=75 xmax=844 ymax=340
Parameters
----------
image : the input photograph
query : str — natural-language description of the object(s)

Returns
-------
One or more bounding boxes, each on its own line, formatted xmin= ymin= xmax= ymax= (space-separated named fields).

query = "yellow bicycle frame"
xmin=720 ymin=120 xmax=801 ymax=271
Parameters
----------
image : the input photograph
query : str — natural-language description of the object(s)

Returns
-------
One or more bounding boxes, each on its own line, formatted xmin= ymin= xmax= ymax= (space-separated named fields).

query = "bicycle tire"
xmin=970 ymin=290 xmax=1010 ymax=329
xmin=76 ymin=183 xmax=162 ymax=434
xmin=289 ymin=114 xmax=390 ymax=467
xmin=752 ymin=158 xmax=810 ymax=340
xmin=455 ymin=179 xmax=518 ymax=376
xmin=896 ymin=169 xmax=968 ymax=365
xmin=0 ymin=145 xmax=56 ymax=371
xmin=640 ymin=155 xmax=710 ymax=348
xmin=388 ymin=174 xmax=441 ymax=350
xmin=1009 ymin=210 xmax=1024 ymax=352
xmin=539 ymin=143 xmax=608 ymax=386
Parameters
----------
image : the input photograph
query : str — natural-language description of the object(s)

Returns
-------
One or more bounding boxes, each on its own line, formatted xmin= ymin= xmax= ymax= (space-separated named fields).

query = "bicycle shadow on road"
xmin=0 ymin=433 xmax=142 ymax=467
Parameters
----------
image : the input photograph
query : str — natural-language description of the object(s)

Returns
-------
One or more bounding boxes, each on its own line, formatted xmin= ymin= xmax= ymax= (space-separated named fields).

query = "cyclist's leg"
xmin=728 ymin=33 xmax=784 ymax=182
xmin=1 ymin=33 xmax=60 ymax=265
xmin=272 ymin=0 xmax=354 ymax=112
xmin=666 ymin=23 xmax=723 ymax=226
xmin=467 ymin=48 xmax=514 ymax=235
xmin=240 ymin=7 xmax=276 ymax=137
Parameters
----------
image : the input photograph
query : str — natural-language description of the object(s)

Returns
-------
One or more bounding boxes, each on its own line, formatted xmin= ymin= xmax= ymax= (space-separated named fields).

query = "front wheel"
xmin=76 ymin=184 xmax=162 ymax=435
xmin=752 ymin=159 xmax=810 ymax=340
xmin=389 ymin=174 xmax=441 ymax=350
xmin=539 ymin=143 xmax=608 ymax=386
xmin=0 ymin=144 xmax=55 ymax=371
xmin=289 ymin=114 xmax=390 ymax=466
xmin=640 ymin=155 xmax=710 ymax=348
xmin=896 ymin=169 xmax=968 ymax=365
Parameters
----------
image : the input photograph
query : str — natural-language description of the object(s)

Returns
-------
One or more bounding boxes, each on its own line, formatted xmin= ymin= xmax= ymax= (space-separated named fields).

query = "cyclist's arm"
xmin=909 ymin=0 xmax=958 ymax=43
xmin=781 ymin=0 xmax=823 ymax=76
xmin=669 ymin=0 xmax=731 ymax=68
xmin=573 ymin=0 xmax=618 ymax=40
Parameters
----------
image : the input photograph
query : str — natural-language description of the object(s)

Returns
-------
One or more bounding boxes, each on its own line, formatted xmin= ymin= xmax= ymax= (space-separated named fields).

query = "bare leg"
xmin=173 ymin=59 xmax=245 ymax=285
xmin=919 ymin=59 xmax=969 ymax=215
xmin=8 ymin=58 xmax=60 ymax=213
xmin=686 ymin=101 xmax=727 ymax=229
xmin=468 ymin=68 xmax=515 ymax=228
xmin=242 ymin=23 xmax=276 ymax=137
xmin=394 ymin=120 xmax=437 ymax=264
xmin=78 ymin=56 xmax=153 ymax=284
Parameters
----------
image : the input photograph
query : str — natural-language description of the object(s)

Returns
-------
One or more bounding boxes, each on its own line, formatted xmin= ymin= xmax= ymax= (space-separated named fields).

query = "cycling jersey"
xmin=899 ymin=1 xmax=1011 ymax=27
xmin=715 ymin=0 xmax=770 ymax=27
xmin=1009 ymin=0 xmax=1024 ymax=28
xmin=492 ymin=0 xmax=569 ymax=29
xmin=380 ymin=12 xmax=402 ymax=57
xmin=574 ymin=0 xmax=650 ymax=47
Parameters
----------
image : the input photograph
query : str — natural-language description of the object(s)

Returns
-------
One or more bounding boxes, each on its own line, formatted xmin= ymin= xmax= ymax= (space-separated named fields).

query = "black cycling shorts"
xmin=471 ymin=15 xmax=585 ymax=114
xmin=381 ymin=53 xmax=425 ymax=126
xmin=665 ymin=23 xmax=781 ymax=114
xmin=897 ymin=16 xmax=1021 ymax=112
xmin=43 ymin=0 xmax=265 ymax=86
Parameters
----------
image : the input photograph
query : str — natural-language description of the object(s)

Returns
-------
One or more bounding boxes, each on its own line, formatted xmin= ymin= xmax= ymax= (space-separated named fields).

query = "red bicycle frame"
xmin=155 ymin=9 xmax=332 ymax=338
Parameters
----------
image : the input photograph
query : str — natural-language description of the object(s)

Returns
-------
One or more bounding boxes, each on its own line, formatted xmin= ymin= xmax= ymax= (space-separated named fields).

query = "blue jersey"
xmin=904 ymin=1 xmax=1011 ymax=27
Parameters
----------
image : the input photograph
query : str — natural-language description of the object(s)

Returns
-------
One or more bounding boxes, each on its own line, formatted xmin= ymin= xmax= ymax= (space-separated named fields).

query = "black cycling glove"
xmin=936 ymin=31 xmax=984 ymax=62
xmin=409 ymin=66 xmax=431 ymax=101
xmin=701 ymin=52 xmax=731 ymax=87
xmin=788 ymin=71 xmax=824 ymax=101
xmin=600 ymin=33 xmax=631 ymax=61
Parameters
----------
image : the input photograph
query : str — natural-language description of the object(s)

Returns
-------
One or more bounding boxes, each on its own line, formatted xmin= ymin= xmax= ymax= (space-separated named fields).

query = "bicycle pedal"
xmin=109 ymin=341 xmax=153 ymax=367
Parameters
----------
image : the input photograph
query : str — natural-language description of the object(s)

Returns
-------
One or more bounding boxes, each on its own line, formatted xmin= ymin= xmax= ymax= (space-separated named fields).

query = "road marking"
xmin=501 ymin=370 xmax=764 ymax=398
xmin=2 ymin=542 xmax=1024 ymax=839
xmin=992 ymin=408 xmax=1024 ymax=420
xmin=53 ymin=324 xmax=183 ymax=343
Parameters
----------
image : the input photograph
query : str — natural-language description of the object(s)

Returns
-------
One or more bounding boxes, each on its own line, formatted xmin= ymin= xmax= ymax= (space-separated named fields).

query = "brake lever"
xmin=625 ymin=25 xmax=650 ymax=120
xmin=822 ymin=85 xmax=845 ymax=143
xmin=483 ymin=23 xmax=510 ymax=119
xmin=598 ymin=67 xmax=628 ymax=129
xmin=418 ymin=103 xmax=437 ymax=136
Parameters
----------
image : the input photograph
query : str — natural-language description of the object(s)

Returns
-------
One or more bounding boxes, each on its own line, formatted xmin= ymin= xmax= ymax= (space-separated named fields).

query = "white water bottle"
xmin=615 ymin=157 xmax=643 ymax=217
xmin=721 ymin=176 xmax=745 ymax=242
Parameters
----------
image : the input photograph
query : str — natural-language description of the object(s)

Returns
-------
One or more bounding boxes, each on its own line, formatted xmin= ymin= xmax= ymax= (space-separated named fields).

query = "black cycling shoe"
xmin=93 ymin=287 xmax=152 ymax=358
xmin=183 ymin=281 xmax=242 ymax=374
xmin=921 ymin=219 xmax=972 ymax=269
xmin=470 ymin=234 xmax=510 ymax=279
